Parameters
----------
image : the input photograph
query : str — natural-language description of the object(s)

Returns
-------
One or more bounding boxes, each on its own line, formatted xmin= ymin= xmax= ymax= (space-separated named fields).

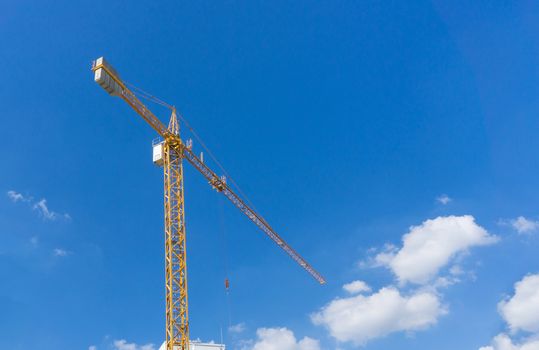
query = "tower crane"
xmin=91 ymin=57 xmax=325 ymax=350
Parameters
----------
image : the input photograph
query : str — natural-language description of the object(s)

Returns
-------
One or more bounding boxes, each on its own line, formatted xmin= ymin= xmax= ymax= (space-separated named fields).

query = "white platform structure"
xmin=158 ymin=341 xmax=225 ymax=350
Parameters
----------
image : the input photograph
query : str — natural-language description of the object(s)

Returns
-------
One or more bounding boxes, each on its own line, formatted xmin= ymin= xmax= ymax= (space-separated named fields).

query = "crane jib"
xmin=92 ymin=56 xmax=326 ymax=285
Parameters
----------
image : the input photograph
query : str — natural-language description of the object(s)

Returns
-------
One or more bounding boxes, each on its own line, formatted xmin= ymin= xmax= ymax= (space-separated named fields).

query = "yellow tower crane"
xmin=91 ymin=57 xmax=325 ymax=350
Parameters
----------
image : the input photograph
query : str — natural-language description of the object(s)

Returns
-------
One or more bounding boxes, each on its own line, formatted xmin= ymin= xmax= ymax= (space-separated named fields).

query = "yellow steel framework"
xmin=163 ymin=111 xmax=189 ymax=349
xmin=91 ymin=57 xmax=325 ymax=350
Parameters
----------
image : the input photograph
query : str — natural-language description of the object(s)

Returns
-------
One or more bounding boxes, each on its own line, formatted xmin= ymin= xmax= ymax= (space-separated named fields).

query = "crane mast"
xmin=92 ymin=57 xmax=325 ymax=350
xmin=163 ymin=112 xmax=189 ymax=350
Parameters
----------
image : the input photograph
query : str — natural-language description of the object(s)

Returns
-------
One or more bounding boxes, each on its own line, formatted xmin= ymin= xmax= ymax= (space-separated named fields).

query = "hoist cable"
xmin=176 ymin=112 xmax=259 ymax=213
xmin=218 ymin=196 xmax=233 ymax=330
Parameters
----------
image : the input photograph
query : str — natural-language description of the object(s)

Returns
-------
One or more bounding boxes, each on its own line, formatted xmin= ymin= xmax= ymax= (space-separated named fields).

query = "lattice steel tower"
xmin=163 ymin=111 xmax=189 ymax=349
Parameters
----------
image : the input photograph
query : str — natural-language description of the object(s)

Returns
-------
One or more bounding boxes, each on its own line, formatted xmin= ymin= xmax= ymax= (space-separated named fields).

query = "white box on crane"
xmin=153 ymin=141 xmax=164 ymax=166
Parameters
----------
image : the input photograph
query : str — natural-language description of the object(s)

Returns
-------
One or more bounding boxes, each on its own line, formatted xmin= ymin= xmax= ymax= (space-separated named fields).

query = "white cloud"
xmin=30 ymin=236 xmax=39 ymax=247
xmin=229 ymin=322 xmax=246 ymax=333
xmin=89 ymin=346 xmax=97 ymax=350
xmin=450 ymin=265 xmax=463 ymax=276
xmin=479 ymin=333 xmax=539 ymax=350
xmin=244 ymin=328 xmax=319 ymax=350
xmin=7 ymin=190 xmax=28 ymax=202
xmin=375 ymin=215 xmax=498 ymax=284
xmin=343 ymin=280 xmax=371 ymax=294
xmin=499 ymin=274 xmax=539 ymax=333
xmin=114 ymin=339 xmax=155 ymax=350
xmin=33 ymin=199 xmax=58 ymax=220
xmin=510 ymin=217 xmax=539 ymax=234
xmin=7 ymin=190 xmax=70 ymax=221
xmin=436 ymin=194 xmax=452 ymax=205
xmin=311 ymin=285 xmax=446 ymax=346
xmin=53 ymin=248 xmax=70 ymax=257
xmin=480 ymin=274 xmax=539 ymax=349
xmin=325 ymin=216 xmax=497 ymax=346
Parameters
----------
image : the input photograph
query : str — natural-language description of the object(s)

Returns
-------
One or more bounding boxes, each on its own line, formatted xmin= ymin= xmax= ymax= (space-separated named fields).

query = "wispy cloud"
xmin=229 ymin=322 xmax=246 ymax=334
xmin=33 ymin=199 xmax=57 ymax=220
xmin=7 ymin=190 xmax=30 ymax=202
xmin=53 ymin=248 xmax=71 ymax=257
xmin=510 ymin=216 xmax=539 ymax=234
xmin=436 ymin=194 xmax=452 ymax=205
xmin=342 ymin=280 xmax=371 ymax=294
xmin=498 ymin=216 xmax=539 ymax=234
xmin=6 ymin=190 xmax=71 ymax=221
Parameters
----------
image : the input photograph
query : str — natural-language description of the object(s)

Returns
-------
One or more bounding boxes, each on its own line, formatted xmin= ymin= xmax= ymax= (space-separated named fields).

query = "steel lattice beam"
xmin=164 ymin=136 xmax=189 ymax=350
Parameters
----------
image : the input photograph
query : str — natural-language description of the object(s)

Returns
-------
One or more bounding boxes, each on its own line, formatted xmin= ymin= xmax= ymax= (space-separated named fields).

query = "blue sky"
xmin=2 ymin=1 xmax=539 ymax=349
